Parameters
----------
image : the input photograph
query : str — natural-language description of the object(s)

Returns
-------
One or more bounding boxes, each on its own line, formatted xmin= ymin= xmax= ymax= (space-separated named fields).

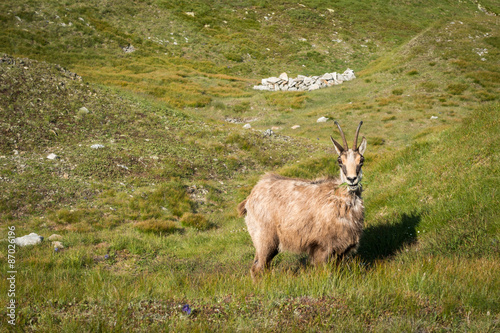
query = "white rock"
xmin=309 ymin=83 xmax=320 ymax=91
xmin=321 ymin=73 xmax=333 ymax=80
xmin=430 ymin=116 xmax=439 ymax=120
xmin=47 ymin=153 xmax=59 ymax=160
xmin=243 ymin=124 xmax=252 ymax=129
xmin=79 ymin=107 xmax=89 ymax=114
xmin=291 ymin=125 xmax=301 ymax=129
xmin=52 ymin=241 xmax=64 ymax=249
xmin=253 ymin=85 xmax=270 ymax=91
xmin=48 ymin=234 xmax=63 ymax=241
xmin=90 ymin=144 xmax=105 ymax=149
xmin=266 ymin=77 xmax=282 ymax=84
xmin=14 ymin=233 xmax=43 ymax=247
xmin=279 ymin=72 xmax=288 ymax=81
xmin=263 ymin=129 xmax=274 ymax=137
xmin=343 ymin=68 xmax=356 ymax=81
xmin=317 ymin=117 xmax=329 ymax=123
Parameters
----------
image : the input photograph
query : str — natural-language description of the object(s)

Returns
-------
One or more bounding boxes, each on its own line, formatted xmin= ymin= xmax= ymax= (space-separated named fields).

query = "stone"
xmin=90 ymin=144 xmax=105 ymax=149
xmin=263 ymin=129 xmax=274 ymax=137
xmin=243 ymin=124 xmax=252 ymax=129
xmin=78 ymin=107 xmax=89 ymax=114
xmin=48 ymin=234 xmax=63 ymax=241
xmin=47 ymin=153 xmax=59 ymax=160
xmin=266 ymin=77 xmax=282 ymax=84
xmin=343 ymin=68 xmax=356 ymax=81
xmin=122 ymin=45 xmax=136 ymax=53
xmin=52 ymin=241 xmax=64 ymax=249
xmin=309 ymin=83 xmax=320 ymax=91
xmin=291 ymin=125 xmax=301 ymax=129
xmin=253 ymin=69 xmax=355 ymax=92
xmin=14 ymin=233 xmax=43 ymax=247
xmin=321 ymin=73 xmax=333 ymax=80
xmin=317 ymin=116 xmax=329 ymax=123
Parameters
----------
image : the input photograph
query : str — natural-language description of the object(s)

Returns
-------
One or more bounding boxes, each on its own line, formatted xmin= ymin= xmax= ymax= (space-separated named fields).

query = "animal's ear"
xmin=358 ymin=137 xmax=367 ymax=155
xmin=330 ymin=136 xmax=344 ymax=156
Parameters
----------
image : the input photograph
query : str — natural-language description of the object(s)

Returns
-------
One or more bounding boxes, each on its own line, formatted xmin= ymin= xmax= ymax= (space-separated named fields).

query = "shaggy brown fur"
xmin=239 ymin=173 xmax=364 ymax=279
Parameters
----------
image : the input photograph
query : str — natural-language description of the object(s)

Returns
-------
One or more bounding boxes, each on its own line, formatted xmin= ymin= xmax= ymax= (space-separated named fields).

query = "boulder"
xmin=317 ymin=116 xmax=329 ymax=123
xmin=14 ymin=233 xmax=43 ymax=247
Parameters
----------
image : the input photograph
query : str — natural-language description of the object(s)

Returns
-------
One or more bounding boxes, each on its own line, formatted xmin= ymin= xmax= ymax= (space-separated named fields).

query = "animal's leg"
xmin=250 ymin=242 xmax=279 ymax=280
xmin=310 ymin=247 xmax=331 ymax=266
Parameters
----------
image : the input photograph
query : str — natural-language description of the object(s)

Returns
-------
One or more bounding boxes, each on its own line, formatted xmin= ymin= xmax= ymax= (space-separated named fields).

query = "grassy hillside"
xmin=0 ymin=0 xmax=499 ymax=331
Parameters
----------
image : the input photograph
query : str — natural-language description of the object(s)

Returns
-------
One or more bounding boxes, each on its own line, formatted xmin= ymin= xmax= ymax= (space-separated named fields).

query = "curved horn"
xmin=334 ymin=121 xmax=348 ymax=150
xmin=353 ymin=121 xmax=363 ymax=150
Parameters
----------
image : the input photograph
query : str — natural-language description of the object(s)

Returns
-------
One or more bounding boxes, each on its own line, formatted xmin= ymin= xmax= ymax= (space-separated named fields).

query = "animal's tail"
xmin=237 ymin=199 xmax=247 ymax=217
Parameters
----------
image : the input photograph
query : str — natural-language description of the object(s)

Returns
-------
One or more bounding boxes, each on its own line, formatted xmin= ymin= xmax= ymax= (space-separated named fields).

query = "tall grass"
xmin=0 ymin=0 xmax=499 ymax=330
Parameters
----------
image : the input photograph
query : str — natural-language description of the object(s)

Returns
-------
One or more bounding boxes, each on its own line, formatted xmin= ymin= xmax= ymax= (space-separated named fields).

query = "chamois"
xmin=238 ymin=121 xmax=367 ymax=279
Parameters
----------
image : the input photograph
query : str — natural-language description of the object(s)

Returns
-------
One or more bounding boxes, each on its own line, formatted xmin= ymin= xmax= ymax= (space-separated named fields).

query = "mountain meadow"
xmin=0 ymin=0 xmax=499 ymax=331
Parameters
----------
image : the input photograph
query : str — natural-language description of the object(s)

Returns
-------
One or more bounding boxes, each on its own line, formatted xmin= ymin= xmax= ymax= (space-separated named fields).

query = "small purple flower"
xmin=182 ymin=304 xmax=191 ymax=315
xmin=104 ymin=254 xmax=109 ymax=260
xmin=55 ymin=247 xmax=59 ymax=252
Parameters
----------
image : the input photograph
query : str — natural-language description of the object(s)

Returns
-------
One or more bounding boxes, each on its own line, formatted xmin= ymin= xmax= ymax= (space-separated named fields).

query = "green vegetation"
xmin=0 ymin=0 xmax=499 ymax=331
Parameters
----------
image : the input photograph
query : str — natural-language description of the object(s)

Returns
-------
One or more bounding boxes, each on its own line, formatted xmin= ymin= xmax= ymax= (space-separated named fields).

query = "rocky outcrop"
xmin=253 ymin=69 xmax=355 ymax=92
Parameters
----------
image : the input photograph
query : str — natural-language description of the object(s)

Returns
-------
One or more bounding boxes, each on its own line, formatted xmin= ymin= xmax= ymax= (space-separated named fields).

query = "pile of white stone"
xmin=253 ymin=68 xmax=355 ymax=92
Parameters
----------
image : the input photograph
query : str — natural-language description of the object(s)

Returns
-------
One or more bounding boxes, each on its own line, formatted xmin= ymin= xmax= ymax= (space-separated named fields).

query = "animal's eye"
xmin=337 ymin=157 xmax=342 ymax=164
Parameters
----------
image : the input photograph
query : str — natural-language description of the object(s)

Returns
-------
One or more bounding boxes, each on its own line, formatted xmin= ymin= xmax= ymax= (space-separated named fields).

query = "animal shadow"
xmin=357 ymin=213 xmax=421 ymax=264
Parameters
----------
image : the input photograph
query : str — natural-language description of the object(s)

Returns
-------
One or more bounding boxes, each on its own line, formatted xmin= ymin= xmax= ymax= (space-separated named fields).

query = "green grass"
xmin=0 ymin=0 xmax=499 ymax=331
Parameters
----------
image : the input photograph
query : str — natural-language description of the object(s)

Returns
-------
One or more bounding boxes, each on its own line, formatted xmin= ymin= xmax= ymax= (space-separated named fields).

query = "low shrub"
xmin=180 ymin=212 xmax=211 ymax=230
xmin=134 ymin=219 xmax=179 ymax=234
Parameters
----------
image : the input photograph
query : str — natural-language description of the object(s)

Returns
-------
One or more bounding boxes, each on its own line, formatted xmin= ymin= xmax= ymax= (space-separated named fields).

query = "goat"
xmin=238 ymin=121 xmax=367 ymax=279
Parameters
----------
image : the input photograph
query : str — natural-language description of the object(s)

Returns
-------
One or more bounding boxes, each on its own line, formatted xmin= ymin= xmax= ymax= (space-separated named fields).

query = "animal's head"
xmin=330 ymin=121 xmax=367 ymax=192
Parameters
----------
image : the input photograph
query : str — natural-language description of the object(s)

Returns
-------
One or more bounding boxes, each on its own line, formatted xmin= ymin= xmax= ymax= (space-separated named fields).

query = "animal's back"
xmin=243 ymin=173 xmax=364 ymax=254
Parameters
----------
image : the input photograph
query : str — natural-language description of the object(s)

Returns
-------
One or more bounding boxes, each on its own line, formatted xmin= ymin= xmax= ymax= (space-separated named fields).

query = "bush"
xmin=180 ymin=213 xmax=211 ymax=230
xmin=134 ymin=219 xmax=179 ymax=234
xmin=446 ymin=83 xmax=468 ymax=95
